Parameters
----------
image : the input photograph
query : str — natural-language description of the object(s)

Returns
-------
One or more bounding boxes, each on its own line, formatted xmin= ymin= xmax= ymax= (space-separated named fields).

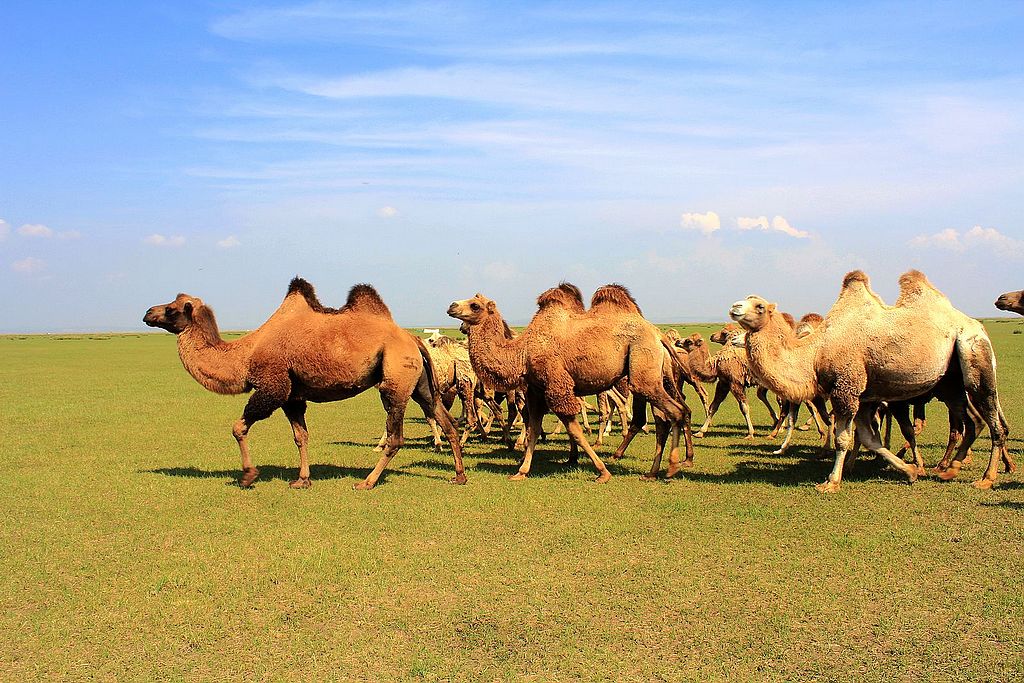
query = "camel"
xmin=730 ymin=270 xmax=1008 ymax=492
xmin=995 ymin=290 xmax=1024 ymax=316
xmin=143 ymin=278 xmax=466 ymax=490
xmin=664 ymin=329 xmax=712 ymax=416
xmin=448 ymin=283 xmax=692 ymax=482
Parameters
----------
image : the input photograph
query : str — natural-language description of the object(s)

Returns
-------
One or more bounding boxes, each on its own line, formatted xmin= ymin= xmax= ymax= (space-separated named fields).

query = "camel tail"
xmin=413 ymin=335 xmax=441 ymax=405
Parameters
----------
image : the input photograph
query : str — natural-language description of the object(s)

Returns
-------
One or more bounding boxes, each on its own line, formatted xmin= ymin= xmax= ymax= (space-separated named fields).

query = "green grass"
xmin=2 ymin=321 xmax=1024 ymax=681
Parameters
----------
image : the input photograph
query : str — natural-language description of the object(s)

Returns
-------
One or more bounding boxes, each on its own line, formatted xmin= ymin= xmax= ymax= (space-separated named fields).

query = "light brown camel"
xmin=143 ymin=278 xmax=466 ymax=490
xmin=730 ymin=270 xmax=1008 ymax=492
xmin=995 ymin=290 xmax=1024 ymax=316
xmin=448 ymin=283 xmax=692 ymax=482
xmin=663 ymin=329 xmax=712 ymax=417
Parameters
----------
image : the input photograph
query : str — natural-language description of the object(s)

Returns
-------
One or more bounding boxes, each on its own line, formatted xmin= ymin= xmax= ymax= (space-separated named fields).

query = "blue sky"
xmin=2 ymin=1 xmax=1023 ymax=331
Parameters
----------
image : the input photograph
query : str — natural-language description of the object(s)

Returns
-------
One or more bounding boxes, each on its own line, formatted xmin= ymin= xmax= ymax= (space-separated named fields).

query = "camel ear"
xmin=766 ymin=303 xmax=776 ymax=314
xmin=486 ymin=301 xmax=495 ymax=313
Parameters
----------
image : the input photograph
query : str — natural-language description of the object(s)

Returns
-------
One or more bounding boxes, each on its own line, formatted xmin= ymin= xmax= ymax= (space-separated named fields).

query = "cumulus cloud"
xmin=378 ymin=206 xmax=399 ymax=218
xmin=12 ymin=257 xmax=44 ymax=273
xmin=736 ymin=215 xmax=810 ymax=238
xmin=19 ymin=223 xmax=54 ymax=238
xmin=217 ymin=235 xmax=241 ymax=248
xmin=144 ymin=234 xmax=186 ymax=247
xmin=680 ymin=210 xmax=720 ymax=235
xmin=910 ymin=225 xmax=1023 ymax=257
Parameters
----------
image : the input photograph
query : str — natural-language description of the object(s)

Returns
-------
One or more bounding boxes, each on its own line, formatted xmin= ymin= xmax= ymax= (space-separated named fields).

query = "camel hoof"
xmin=680 ymin=459 xmax=694 ymax=469
xmin=594 ymin=471 xmax=612 ymax=484
xmin=961 ymin=455 xmax=973 ymax=466
xmin=372 ymin=445 xmax=384 ymax=453
xmin=665 ymin=465 xmax=682 ymax=478
xmin=353 ymin=480 xmax=376 ymax=491
xmin=509 ymin=473 xmax=527 ymax=482
xmin=639 ymin=474 xmax=658 ymax=482
xmin=693 ymin=432 xmax=705 ymax=439
xmin=1006 ymin=462 xmax=1017 ymax=474
xmin=906 ymin=469 xmax=918 ymax=484
xmin=288 ymin=477 xmax=312 ymax=489
xmin=238 ymin=468 xmax=260 ymax=488
xmin=972 ymin=478 xmax=995 ymax=490
xmin=771 ymin=448 xmax=786 ymax=456
xmin=610 ymin=453 xmax=626 ymax=461
xmin=449 ymin=474 xmax=468 ymax=485
xmin=937 ymin=463 xmax=962 ymax=481
xmin=815 ymin=481 xmax=841 ymax=494
xmin=743 ymin=435 xmax=755 ymax=441
xmin=797 ymin=425 xmax=810 ymax=431
xmin=915 ymin=466 xmax=927 ymax=477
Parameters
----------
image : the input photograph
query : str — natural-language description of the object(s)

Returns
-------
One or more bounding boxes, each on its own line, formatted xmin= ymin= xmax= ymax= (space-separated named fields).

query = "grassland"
xmin=2 ymin=320 xmax=1023 ymax=682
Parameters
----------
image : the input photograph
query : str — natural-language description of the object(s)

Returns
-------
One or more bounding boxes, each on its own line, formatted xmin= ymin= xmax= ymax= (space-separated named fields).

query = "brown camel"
xmin=664 ymin=329 xmax=712 ymax=417
xmin=143 ymin=278 xmax=466 ymax=490
xmin=730 ymin=270 xmax=1008 ymax=492
xmin=448 ymin=283 xmax=692 ymax=482
xmin=995 ymin=289 xmax=1024 ymax=316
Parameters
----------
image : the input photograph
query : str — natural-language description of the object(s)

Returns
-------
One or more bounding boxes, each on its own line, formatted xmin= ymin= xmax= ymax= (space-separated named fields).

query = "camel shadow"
xmin=142 ymin=463 xmax=423 ymax=488
xmin=681 ymin=456 xmax=899 ymax=487
xmin=980 ymin=500 xmax=1024 ymax=510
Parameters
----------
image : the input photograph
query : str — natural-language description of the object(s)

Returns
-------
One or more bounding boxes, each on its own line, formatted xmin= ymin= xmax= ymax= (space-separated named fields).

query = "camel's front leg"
xmin=641 ymin=416 xmax=671 ymax=481
xmin=695 ymin=381 xmax=728 ymax=438
xmin=854 ymin=410 xmax=919 ymax=484
xmin=232 ymin=391 xmax=284 ymax=488
xmin=772 ymin=404 xmax=799 ymax=455
xmin=817 ymin=412 xmax=855 ymax=493
xmin=559 ymin=414 xmax=611 ymax=483
xmin=511 ymin=389 xmax=546 ymax=481
xmin=282 ymin=400 xmax=312 ymax=489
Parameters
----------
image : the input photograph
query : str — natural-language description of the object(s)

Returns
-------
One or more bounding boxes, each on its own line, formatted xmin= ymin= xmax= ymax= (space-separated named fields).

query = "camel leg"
xmin=890 ymin=403 xmax=925 ymax=476
xmin=411 ymin=380 xmax=467 ymax=486
xmin=282 ymin=400 xmax=312 ymax=489
xmin=731 ymin=383 xmax=755 ymax=440
xmin=854 ymin=411 xmax=918 ymax=484
xmin=817 ymin=410 xmax=856 ymax=493
xmin=595 ymin=391 xmax=611 ymax=446
xmin=958 ymin=340 xmax=1008 ymax=489
xmin=768 ymin=400 xmax=788 ymax=439
xmin=772 ymin=404 xmax=799 ymax=455
xmin=755 ymin=387 xmax=779 ymax=425
xmin=612 ymin=394 xmax=648 ymax=460
xmin=511 ymin=389 xmax=546 ymax=480
xmin=232 ymin=390 xmax=284 ymax=488
xmin=355 ymin=389 xmax=409 ymax=490
xmin=557 ymin=414 xmax=611 ymax=483
xmin=695 ymin=380 xmax=729 ymax=438
xmin=641 ymin=416 xmax=671 ymax=481
xmin=456 ymin=378 xmax=477 ymax=446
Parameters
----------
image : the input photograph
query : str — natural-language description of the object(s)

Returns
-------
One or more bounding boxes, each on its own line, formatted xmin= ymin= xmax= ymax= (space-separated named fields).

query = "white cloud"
xmin=378 ymin=206 xmax=399 ymax=218
xmin=217 ymin=235 xmax=241 ymax=248
xmin=144 ymin=234 xmax=186 ymax=247
xmin=680 ymin=210 xmax=720 ymax=236
xmin=19 ymin=223 xmax=54 ymax=238
xmin=12 ymin=257 xmax=44 ymax=273
xmin=0 ymin=219 xmax=8 ymax=241
xmin=736 ymin=214 xmax=810 ymax=238
xmin=910 ymin=225 xmax=1023 ymax=257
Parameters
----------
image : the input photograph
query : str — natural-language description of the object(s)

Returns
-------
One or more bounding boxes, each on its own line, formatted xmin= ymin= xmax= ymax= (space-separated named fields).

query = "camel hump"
xmin=287 ymin=276 xmax=342 ymax=314
xmin=591 ymin=284 xmax=642 ymax=314
xmin=343 ymin=284 xmax=393 ymax=318
xmin=537 ymin=282 xmax=585 ymax=312
xmin=841 ymin=270 xmax=870 ymax=289
xmin=895 ymin=269 xmax=945 ymax=306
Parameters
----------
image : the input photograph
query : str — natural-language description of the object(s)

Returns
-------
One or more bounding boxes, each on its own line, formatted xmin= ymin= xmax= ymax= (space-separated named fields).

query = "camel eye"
xmin=756 ymin=304 xmax=764 ymax=312
xmin=470 ymin=302 xmax=481 ymax=311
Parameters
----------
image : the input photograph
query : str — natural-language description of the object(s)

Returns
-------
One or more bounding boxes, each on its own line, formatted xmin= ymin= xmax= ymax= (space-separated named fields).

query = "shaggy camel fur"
xmin=663 ymin=329 xmax=712 ymax=417
xmin=144 ymin=278 xmax=465 ymax=490
xmin=995 ymin=290 xmax=1024 ymax=316
xmin=449 ymin=283 xmax=692 ymax=482
xmin=731 ymin=270 xmax=1008 ymax=492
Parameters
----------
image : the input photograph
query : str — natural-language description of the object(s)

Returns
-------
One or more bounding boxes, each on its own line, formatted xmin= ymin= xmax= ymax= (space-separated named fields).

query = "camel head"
xmin=678 ymin=333 xmax=706 ymax=354
xmin=709 ymin=324 xmax=743 ymax=346
xmin=143 ymin=293 xmax=205 ymax=334
xmin=447 ymin=293 xmax=497 ymax=326
xmin=995 ymin=289 xmax=1024 ymax=314
xmin=729 ymin=296 xmax=777 ymax=333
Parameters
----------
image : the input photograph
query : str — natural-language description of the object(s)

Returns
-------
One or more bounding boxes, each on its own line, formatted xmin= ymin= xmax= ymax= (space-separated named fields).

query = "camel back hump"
xmin=342 ymin=284 xmax=393 ymax=319
xmin=287 ymin=277 xmax=343 ymax=314
xmin=590 ymin=284 xmax=642 ymax=314
xmin=537 ymin=282 xmax=585 ymax=312
xmin=894 ymin=269 xmax=948 ymax=308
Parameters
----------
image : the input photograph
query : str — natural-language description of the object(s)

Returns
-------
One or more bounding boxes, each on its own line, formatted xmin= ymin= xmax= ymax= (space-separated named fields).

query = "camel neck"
xmin=177 ymin=312 xmax=254 ymax=395
xmin=467 ymin=313 xmax=526 ymax=392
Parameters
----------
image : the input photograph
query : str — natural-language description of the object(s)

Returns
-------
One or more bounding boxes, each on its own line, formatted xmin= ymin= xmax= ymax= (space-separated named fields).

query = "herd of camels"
xmin=142 ymin=272 xmax=1024 ymax=494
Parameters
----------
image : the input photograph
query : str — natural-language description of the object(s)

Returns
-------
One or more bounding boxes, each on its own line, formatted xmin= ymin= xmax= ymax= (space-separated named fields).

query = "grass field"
xmin=2 ymin=320 xmax=1024 ymax=681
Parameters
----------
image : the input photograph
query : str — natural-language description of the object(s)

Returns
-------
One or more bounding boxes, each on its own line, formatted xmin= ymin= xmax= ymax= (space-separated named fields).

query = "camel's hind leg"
xmin=730 ymin=382 xmax=755 ymax=440
xmin=411 ymin=376 xmax=467 ymax=486
xmin=956 ymin=337 xmax=1009 ymax=489
xmin=556 ymin=413 xmax=611 ymax=483
xmin=282 ymin=400 xmax=313 ymax=489
xmin=233 ymin=388 xmax=287 ymax=488
xmin=817 ymin=409 xmax=856 ymax=494
xmin=772 ymin=404 xmax=799 ymax=455
xmin=356 ymin=388 xmax=411 ymax=490
xmin=853 ymin=407 xmax=919 ymax=484
xmin=756 ymin=387 xmax=779 ymax=425
xmin=611 ymin=394 xmax=648 ymax=460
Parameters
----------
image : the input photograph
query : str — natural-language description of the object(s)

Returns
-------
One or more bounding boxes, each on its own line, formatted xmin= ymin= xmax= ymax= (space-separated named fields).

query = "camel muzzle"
xmin=143 ymin=308 xmax=163 ymax=327
xmin=446 ymin=303 xmax=461 ymax=318
xmin=728 ymin=302 xmax=746 ymax=320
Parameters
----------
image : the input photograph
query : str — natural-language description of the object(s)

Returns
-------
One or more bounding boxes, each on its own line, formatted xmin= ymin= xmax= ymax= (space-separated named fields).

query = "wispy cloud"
xmin=12 ymin=257 xmax=44 ymax=273
xmin=378 ymin=206 xmax=399 ymax=218
xmin=217 ymin=235 xmax=241 ymax=248
xmin=19 ymin=223 xmax=54 ymax=238
xmin=144 ymin=234 xmax=186 ymax=247
xmin=910 ymin=225 xmax=1022 ymax=257
xmin=736 ymin=215 xmax=810 ymax=239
